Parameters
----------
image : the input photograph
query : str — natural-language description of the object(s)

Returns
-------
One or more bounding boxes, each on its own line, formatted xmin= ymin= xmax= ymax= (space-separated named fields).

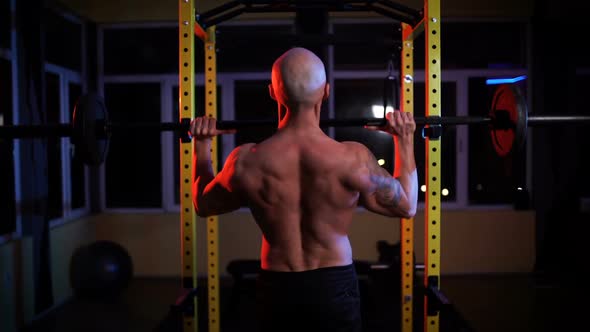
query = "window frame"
xmin=45 ymin=8 xmax=89 ymax=228
xmin=1 ymin=2 xmax=88 ymax=244
xmin=45 ymin=63 xmax=91 ymax=228
xmin=98 ymin=73 xmax=233 ymax=213
xmin=100 ymin=75 xmax=171 ymax=212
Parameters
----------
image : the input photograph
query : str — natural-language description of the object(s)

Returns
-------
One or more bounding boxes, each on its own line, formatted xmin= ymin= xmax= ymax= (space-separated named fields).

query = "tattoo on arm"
xmin=362 ymin=147 xmax=403 ymax=208
xmin=374 ymin=177 xmax=402 ymax=207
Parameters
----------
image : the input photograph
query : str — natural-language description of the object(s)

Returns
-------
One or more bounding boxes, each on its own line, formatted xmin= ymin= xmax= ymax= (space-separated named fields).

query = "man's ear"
xmin=268 ymin=84 xmax=277 ymax=101
xmin=323 ymin=83 xmax=330 ymax=101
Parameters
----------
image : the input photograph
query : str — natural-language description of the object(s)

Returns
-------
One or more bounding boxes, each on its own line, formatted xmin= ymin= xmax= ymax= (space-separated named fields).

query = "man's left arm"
xmin=191 ymin=117 xmax=241 ymax=217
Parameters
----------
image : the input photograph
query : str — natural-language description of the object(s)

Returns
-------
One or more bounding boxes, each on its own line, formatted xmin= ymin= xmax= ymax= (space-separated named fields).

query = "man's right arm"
xmin=350 ymin=111 xmax=418 ymax=218
xmin=351 ymin=143 xmax=417 ymax=218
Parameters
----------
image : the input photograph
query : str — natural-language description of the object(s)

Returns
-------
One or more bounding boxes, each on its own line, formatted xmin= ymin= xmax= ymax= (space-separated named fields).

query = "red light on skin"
xmin=260 ymin=239 xmax=271 ymax=270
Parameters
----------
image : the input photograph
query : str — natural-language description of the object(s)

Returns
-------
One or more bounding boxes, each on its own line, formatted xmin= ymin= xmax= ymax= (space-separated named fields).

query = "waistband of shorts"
xmin=258 ymin=264 xmax=356 ymax=283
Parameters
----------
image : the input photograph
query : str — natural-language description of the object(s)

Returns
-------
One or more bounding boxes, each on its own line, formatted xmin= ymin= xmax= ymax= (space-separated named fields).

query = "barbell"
xmin=0 ymin=84 xmax=589 ymax=165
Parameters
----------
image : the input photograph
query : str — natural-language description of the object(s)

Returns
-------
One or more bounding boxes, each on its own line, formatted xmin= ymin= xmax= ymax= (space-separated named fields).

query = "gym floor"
xmin=22 ymin=273 xmax=564 ymax=332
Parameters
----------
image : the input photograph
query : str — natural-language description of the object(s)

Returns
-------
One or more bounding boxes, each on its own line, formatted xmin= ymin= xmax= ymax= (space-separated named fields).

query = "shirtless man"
xmin=191 ymin=47 xmax=418 ymax=332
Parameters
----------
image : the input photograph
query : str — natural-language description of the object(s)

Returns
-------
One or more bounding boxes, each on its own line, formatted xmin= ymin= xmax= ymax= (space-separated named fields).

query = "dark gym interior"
xmin=1 ymin=0 xmax=588 ymax=331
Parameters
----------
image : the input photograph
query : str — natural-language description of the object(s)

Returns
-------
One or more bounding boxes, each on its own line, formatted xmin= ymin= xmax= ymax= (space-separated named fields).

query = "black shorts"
xmin=256 ymin=264 xmax=362 ymax=332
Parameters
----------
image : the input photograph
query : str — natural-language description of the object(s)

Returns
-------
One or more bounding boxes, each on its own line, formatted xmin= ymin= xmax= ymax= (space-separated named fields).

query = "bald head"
xmin=270 ymin=47 xmax=328 ymax=108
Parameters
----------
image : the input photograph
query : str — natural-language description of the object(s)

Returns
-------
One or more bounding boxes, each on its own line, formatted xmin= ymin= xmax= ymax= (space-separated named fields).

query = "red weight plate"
xmin=489 ymin=84 xmax=527 ymax=157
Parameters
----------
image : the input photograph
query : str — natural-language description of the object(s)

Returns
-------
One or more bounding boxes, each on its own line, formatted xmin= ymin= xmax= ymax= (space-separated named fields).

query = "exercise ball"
xmin=70 ymin=240 xmax=133 ymax=298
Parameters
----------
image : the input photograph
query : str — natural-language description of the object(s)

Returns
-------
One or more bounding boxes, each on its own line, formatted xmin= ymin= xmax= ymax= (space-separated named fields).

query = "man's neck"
xmin=278 ymin=103 xmax=321 ymax=130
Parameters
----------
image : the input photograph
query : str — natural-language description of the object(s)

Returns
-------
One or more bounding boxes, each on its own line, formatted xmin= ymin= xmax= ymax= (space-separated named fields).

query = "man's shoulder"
xmin=229 ymin=143 xmax=256 ymax=163
xmin=224 ymin=144 xmax=257 ymax=187
xmin=236 ymin=142 xmax=256 ymax=153
xmin=340 ymin=141 xmax=370 ymax=156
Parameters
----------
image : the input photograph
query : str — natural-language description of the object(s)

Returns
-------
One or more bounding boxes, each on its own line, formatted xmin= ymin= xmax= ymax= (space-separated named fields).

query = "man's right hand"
xmin=190 ymin=116 xmax=236 ymax=141
xmin=365 ymin=111 xmax=416 ymax=139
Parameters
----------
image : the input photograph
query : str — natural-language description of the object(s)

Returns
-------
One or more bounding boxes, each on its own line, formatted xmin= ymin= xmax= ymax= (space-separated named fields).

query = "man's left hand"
xmin=190 ymin=116 xmax=236 ymax=141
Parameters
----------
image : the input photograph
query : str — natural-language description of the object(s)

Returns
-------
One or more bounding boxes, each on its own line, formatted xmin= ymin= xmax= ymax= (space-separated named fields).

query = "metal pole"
xmin=528 ymin=115 xmax=590 ymax=125
xmin=179 ymin=0 xmax=197 ymax=331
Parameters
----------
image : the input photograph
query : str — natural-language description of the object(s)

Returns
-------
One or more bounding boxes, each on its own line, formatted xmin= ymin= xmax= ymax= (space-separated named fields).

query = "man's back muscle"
xmin=234 ymin=129 xmax=361 ymax=271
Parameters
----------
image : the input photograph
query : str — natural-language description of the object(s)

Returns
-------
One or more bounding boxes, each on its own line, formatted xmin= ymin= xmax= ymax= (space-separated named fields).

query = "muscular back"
xmin=234 ymin=128 xmax=363 ymax=271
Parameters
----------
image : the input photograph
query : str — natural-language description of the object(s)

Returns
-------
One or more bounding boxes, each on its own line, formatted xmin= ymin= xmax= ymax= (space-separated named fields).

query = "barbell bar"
xmin=214 ymin=115 xmax=590 ymax=128
xmin=1 ymin=85 xmax=589 ymax=165
xmin=0 ymin=111 xmax=590 ymax=139
xmin=2 ymin=115 xmax=589 ymax=138
xmin=0 ymin=115 xmax=506 ymax=138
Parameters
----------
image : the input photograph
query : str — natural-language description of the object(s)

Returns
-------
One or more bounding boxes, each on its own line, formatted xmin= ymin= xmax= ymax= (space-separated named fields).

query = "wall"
xmin=0 ymin=219 xmax=96 ymax=332
xmin=59 ymin=0 xmax=534 ymax=23
xmin=95 ymin=209 xmax=535 ymax=278
xmin=0 ymin=238 xmax=33 ymax=332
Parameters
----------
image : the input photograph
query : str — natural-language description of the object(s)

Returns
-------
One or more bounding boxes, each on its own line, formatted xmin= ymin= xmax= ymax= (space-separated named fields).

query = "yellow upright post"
xmin=424 ymin=0 xmax=442 ymax=331
xmin=178 ymin=1 xmax=198 ymax=331
xmin=401 ymin=22 xmax=415 ymax=332
xmin=204 ymin=26 xmax=220 ymax=332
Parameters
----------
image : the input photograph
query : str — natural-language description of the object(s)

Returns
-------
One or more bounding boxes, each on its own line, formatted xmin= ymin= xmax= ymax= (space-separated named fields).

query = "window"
xmin=468 ymin=77 xmax=520 ymax=204
xmin=2 ymin=7 xmax=89 ymax=235
xmin=104 ymin=83 xmax=162 ymax=208
xmin=0 ymin=0 xmax=10 ymax=50
xmin=333 ymin=23 xmax=401 ymax=71
xmin=46 ymin=72 xmax=63 ymax=219
xmin=216 ymin=25 xmax=294 ymax=72
xmin=334 ymin=78 xmax=395 ymax=172
xmin=42 ymin=70 xmax=87 ymax=222
xmin=234 ymin=80 xmax=277 ymax=145
xmin=332 ymin=19 xmax=527 ymax=206
xmin=443 ymin=22 xmax=526 ymax=69
xmin=45 ymin=8 xmax=82 ymax=71
xmin=103 ymin=27 xmax=181 ymax=75
xmin=334 ymin=79 xmax=456 ymax=202
xmin=98 ymin=19 xmax=529 ymax=209
xmin=410 ymin=21 xmax=527 ymax=70
xmin=0 ymin=57 xmax=15 ymax=235
xmin=68 ymin=82 xmax=86 ymax=210
xmin=41 ymin=5 xmax=88 ymax=224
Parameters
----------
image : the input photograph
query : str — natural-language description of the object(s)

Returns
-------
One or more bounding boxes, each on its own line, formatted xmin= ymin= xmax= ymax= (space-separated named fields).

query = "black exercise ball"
xmin=70 ymin=240 xmax=133 ymax=298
